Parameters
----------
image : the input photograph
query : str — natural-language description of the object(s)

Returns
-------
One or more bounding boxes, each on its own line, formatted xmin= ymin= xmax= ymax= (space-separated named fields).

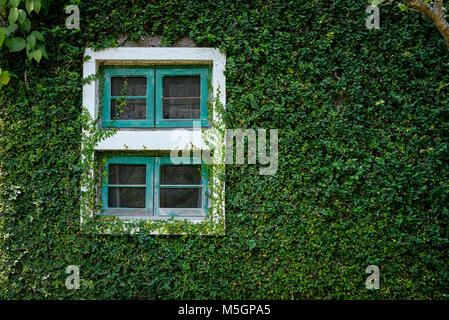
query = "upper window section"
xmin=162 ymin=76 xmax=200 ymax=119
xmin=102 ymin=66 xmax=209 ymax=128
xmin=102 ymin=68 xmax=154 ymax=127
xmin=155 ymin=68 xmax=209 ymax=127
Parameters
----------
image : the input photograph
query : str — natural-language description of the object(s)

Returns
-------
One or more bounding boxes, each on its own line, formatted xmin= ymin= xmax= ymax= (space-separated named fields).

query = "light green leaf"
xmin=9 ymin=0 xmax=20 ymax=7
xmin=31 ymin=30 xmax=44 ymax=41
xmin=26 ymin=48 xmax=33 ymax=60
xmin=33 ymin=48 xmax=42 ymax=62
xmin=398 ymin=4 xmax=408 ymax=11
xmin=0 ymin=28 xmax=5 ymax=47
xmin=0 ymin=70 xmax=11 ymax=85
xmin=18 ymin=9 xmax=26 ymax=24
xmin=25 ymin=0 xmax=33 ymax=14
xmin=9 ymin=7 xmax=19 ymax=24
xmin=375 ymin=99 xmax=385 ymax=106
xmin=36 ymin=43 xmax=47 ymax=59
xmin=6 ymin=37 xmax=26 ymax=52
xmin=22 ymin=18 xmax=31 ymax=32
xmin=33 ymin=0 xmax=41 ymax=14
xmin=5 ymin=23 xmax=17 ymax=36
xmin=370 ymin=0 xmax=384 ymax=5
xmin=26 ymin=34 xmax=35 ymax=48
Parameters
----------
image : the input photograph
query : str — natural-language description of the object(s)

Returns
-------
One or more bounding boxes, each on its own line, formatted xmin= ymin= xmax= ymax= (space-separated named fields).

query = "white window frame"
xmin=82 ymin=47 xmax=226 ymax=231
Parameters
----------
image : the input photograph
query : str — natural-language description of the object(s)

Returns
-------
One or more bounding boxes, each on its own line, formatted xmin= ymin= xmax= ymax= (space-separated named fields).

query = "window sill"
xmin=81 ymin=211 xmax=224 ymax=236
xmin=82 ymin=47 xmax=226 ymax=236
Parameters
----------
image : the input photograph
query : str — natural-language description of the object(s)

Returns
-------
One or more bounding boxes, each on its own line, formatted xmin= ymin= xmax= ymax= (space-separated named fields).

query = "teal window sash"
xmin=155 ymin=68 xmax=209 ymax=128
xmin=102 ymin=68 xmax=155 ymax=128
xmin=154 ymin=157 xmax=207 ymax=217
xmin=101 ymin=66 xmax=210 ymax=128
xmin=101 ymin=156 xmax=207 ymax=217
xmin=101 ymin=156 xmax=154 ymax=216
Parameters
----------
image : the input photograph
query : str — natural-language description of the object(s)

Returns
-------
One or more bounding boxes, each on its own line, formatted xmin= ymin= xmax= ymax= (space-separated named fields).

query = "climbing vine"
xmin=0 ymin=0 xmax=448 ymax=299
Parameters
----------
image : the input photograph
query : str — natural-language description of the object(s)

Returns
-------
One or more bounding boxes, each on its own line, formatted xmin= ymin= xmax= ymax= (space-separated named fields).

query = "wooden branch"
xmin=405 ymin=0 xmax=449 ymax=50
xmin=434 ymin=0 xmax=443 ymax=12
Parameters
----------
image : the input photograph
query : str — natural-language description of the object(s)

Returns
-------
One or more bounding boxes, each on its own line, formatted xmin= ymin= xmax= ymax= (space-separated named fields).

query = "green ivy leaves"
xmin=0 ymin=28 xmax=5 ymax=47
xmin=1 ymin=0 xmax=449 ymax=300
xmin=0 ymin=0 xmax=49 ymax=79
xmin=8 ymin=7 xmax=18 ymax=24
xmin=370 ymin=0 xmax=384 ymax=6
xmin=4 ymin=23 xmax=18 ymax=36
xmin=24 ymin=31 xmax=46 ymax=62
xmin=9 ymin=0 xmax=20 ymax=7
xmin=26 ymin=33 xmax=35 ymax=47
xmin=26 ymin=0 xmax=41 ymax=14
xmin=0 ymin=68 xmax=11 ymax=86
xmin=398 ymin=4 xmax=408 ymax=11
xmin=17 ymin=8 xmax=26 ymax=23
xmin=5 ymin=36 xmax=25 ymax=52
xmin=32 ymin=47 xmax=41 ymax=62
xmin=31 ymin=30 xmax=44 ymax=41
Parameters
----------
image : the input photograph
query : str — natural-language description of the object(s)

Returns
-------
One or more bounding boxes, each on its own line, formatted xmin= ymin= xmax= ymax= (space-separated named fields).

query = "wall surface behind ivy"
xmin=0 ymin=0 xmax=448 ymax=299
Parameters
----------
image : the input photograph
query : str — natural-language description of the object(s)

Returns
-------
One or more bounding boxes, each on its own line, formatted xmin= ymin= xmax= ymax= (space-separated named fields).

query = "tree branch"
xmin=405 ymin=0 xmax=449 ymax=50
xmin=434 ymin=0 xmax=443 ymax=12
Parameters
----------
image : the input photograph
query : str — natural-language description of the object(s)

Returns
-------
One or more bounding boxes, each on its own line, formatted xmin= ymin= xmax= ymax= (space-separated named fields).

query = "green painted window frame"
xmin=155 ymin=67 xmax=209 ymax=128
xmin=101 ymin=156 xmax=154 ymax=217
xmin=154 ymin=157 xmax=208 ymax=217
xmin=102 ymin=66 xmax=209 ymax=128
xmin=101 ymin=156 xmax=207 ymax=218
xmin=102 ymin=68 xmax=155 ymax=128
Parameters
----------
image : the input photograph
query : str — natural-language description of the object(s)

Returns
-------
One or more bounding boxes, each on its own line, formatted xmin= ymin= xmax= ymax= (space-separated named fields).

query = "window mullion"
xmin=146 ymin=158 xmax=154 ymax=214
xmin=159 ymin=185 xmax=203 ymax=188
xmin=154 ymin=157 xmax=160 ymax=216
xmin=108 ymin=184 xmax=146 ymax=188
xmin=152 ymin=68 xmax=156 ymax=127
xmin=110 ymin=96 xmax=146 ymax=99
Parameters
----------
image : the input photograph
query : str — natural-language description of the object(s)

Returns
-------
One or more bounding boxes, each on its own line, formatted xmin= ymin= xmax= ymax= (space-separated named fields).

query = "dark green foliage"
xmin=1 ymin=0 xmax=448 ymax=299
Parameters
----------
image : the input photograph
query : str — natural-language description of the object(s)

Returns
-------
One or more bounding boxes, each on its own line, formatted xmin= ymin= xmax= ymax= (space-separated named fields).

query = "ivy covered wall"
xmin=0 ymin=0 xmax=448 ymax=299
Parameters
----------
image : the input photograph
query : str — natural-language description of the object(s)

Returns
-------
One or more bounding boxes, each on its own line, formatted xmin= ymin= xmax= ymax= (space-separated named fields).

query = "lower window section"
xmin=101 ymin=156 xmax=207 ymax=218
xmin=160 ymin=188 xmax=202 ymax=208
xmin=108 ymin=187 xmax=146 ymax=208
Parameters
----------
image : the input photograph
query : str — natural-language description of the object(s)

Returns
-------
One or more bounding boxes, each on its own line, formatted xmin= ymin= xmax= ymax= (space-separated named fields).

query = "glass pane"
xmin=108 ymin=187 xmax=145 ymax=208
xmin=163 ymin=76 xmax=200 ymax=119
xmin=109 ymin=164 xmax=146 ymax=185
xmin=163 ymin=76 xmax=200 ymax=97
xmin=160 ymin=188 xmax=201 ymax=208
xmin=111 ymin=77 xmax=146 ymax=96
xmin=111 ymin=99 xmax=146 ymax=120
xmin=161 ymin=165 xmax=201 ymax=185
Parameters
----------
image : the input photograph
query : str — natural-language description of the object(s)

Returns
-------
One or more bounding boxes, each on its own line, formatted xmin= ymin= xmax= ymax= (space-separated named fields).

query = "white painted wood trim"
xmin=82 ymin=47 xmax=226 ymax=232
xmin=82 ymin=47 xmax=226 ymax=151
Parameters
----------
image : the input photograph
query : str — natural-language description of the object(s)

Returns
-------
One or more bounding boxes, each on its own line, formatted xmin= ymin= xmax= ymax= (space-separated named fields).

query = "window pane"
xmin=109 ymin=164 xmax=146 ymax=185
xmin=108 ymin=187 xmax=145 ymax=208
xmin=160 ymin=188 xmax=201 ymax=208
xmin=163 ymin=76 xmax=200 ymax=97
xmin=111 ymin=77 xmax=146 ymax=96
xmin=111 ymin=99 xmax=146 ymax=120
xmin=161 ymin=165 xmax=201 ymax=185
xmin=163 ymin=76 xmax=200 ymax=119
